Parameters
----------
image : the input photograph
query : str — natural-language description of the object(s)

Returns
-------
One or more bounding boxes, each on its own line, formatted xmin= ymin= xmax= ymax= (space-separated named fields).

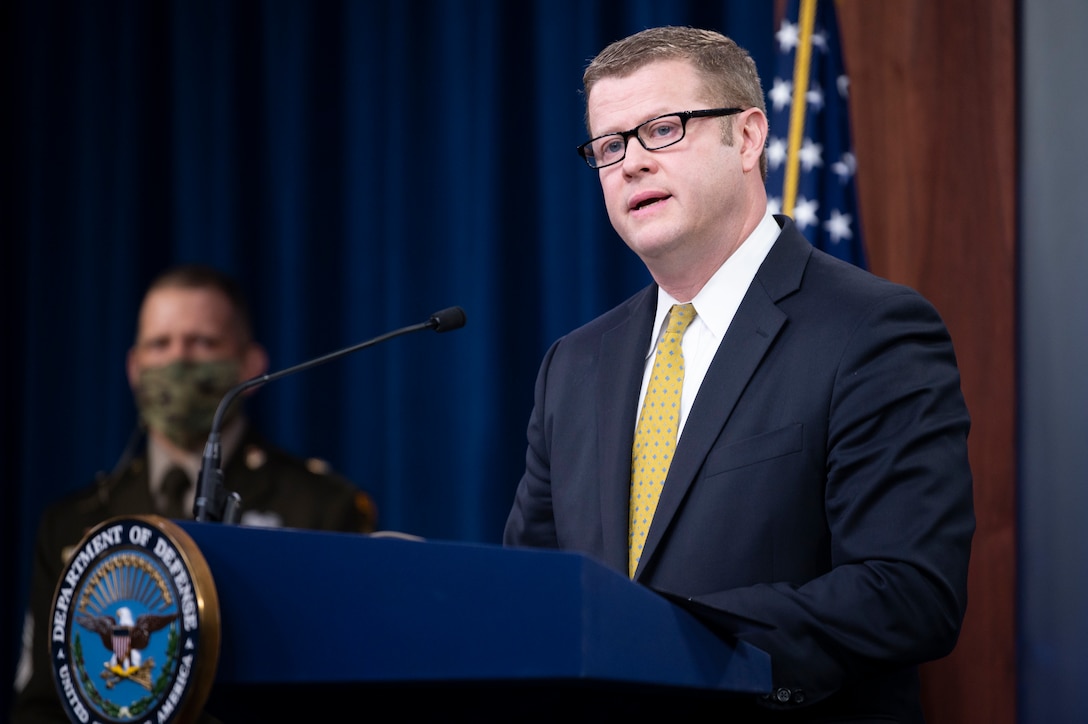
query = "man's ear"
xmin=739 ymin=108 xmax=768 ymax=174
xmin=125 ymin=347 xmax=140 ymax=391
xmin=241 ymin=343 xmax=269 ymax=382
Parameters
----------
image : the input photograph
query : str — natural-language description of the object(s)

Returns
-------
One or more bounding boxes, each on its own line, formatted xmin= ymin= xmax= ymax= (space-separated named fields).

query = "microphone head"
xmin=429 ymin=306 xmax=467 ymax=333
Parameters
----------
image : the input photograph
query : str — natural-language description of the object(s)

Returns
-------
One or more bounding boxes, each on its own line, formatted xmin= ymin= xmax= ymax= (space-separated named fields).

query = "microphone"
xmin=193 ymin=306 xmax=467 ymax=523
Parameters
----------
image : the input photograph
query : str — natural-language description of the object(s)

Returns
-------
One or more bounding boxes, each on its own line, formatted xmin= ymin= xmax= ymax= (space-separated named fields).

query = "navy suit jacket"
xmin=504 ymin=217 xmax=974 ymax=722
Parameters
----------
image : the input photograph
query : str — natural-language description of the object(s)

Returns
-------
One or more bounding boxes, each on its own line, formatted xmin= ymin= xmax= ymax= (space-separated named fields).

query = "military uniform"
xmin=11 ymin=426 xmax=376 ymax=723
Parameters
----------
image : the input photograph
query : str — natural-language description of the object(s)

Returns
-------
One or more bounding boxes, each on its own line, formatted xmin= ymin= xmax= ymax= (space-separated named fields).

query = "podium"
xmin=177 ymin=522 xmax=771 ymax=720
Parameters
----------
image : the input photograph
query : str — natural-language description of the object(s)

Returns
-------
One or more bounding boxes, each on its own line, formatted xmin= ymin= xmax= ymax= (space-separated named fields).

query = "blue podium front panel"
xmin=178 ymin=522 xmax=770 ymax=695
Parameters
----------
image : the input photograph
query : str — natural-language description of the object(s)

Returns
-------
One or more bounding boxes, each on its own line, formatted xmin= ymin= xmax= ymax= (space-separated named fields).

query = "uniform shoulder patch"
xmin=305 ymin=457 xmax=331 ymax=475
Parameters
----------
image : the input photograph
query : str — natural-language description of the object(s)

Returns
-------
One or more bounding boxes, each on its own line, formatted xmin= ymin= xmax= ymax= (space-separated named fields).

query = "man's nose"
xmin=621 ymin=135 xmax=654 ymax=170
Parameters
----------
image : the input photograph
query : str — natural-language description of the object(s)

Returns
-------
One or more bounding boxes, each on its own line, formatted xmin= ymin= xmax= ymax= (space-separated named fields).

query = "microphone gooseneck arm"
xmin=193 ymin=306 xmax=467 ymax=523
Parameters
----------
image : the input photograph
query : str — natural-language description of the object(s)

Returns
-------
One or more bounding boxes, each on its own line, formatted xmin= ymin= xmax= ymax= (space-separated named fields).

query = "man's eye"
xmin=647 ymin=120 xmax=681 ymax=140
xmin=600 ymin=137 xmax=625 ymax=156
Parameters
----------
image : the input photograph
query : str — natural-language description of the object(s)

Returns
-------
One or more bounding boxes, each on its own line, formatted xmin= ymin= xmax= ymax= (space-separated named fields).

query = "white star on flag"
xmin=765 ymin=0 xmax=867 ymax=267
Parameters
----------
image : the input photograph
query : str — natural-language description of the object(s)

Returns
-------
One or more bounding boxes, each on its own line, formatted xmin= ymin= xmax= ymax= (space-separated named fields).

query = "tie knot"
xmin=665 ymin=303 xmax=696 ymax=336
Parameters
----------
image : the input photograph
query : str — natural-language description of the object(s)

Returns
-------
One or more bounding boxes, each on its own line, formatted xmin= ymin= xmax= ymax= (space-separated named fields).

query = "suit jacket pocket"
xmin=703 ymin=423 xmax=804 ymax=476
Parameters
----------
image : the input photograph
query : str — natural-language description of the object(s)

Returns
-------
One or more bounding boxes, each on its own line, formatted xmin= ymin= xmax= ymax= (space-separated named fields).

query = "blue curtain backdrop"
xmin=1 ymin=0 xmax=774 ymax=709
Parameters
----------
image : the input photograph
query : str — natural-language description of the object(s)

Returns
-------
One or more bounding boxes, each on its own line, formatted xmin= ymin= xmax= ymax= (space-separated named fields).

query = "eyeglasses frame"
xmin=576 ymin=107 xmax=744 ymax=169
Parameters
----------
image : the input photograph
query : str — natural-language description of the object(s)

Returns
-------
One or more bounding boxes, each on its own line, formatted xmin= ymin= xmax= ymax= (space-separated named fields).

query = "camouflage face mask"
xmin=134 ymin=359 xmax=242 ymax=451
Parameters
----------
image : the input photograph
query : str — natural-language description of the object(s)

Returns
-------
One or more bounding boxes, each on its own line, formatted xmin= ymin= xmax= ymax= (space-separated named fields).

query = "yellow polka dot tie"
xmin=629 ymin=303 xmax=696 ymax=577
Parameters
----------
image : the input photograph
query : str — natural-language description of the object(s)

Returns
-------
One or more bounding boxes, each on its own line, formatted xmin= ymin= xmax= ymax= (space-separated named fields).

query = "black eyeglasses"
xmin=576 ymin=108 xmax=744 ymax=169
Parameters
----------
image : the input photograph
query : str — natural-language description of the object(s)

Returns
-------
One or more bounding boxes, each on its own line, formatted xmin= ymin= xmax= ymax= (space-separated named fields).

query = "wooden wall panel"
xmin=834 ymin=2 xmax=1018 ymax=723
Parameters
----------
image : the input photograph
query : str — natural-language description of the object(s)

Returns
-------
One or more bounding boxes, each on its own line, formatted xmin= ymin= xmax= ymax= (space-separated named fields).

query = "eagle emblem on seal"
xmin=76 ymin=606 xmax=178 ymax=690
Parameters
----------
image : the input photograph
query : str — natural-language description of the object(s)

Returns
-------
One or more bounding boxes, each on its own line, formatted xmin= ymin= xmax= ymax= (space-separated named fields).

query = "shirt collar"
xmin=148 ymin=415 xmax=247 ymax=493
xmin=649 ymin=208 xmax=781 ymax=351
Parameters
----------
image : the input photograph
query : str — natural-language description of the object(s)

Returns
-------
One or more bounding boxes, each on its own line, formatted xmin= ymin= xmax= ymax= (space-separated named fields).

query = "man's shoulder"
xmin=40 ymin=464 xmax=146 ymax=527
xmin=771 ymin=217 xmax=918 ymax=302
xmin=233 ymin=436 xmax=353 ymax=490
xmin=228 ymin=434 xmax=377 ymax=532
xmin=33 ymin=463 xmax=150 ymax=561
xmin=228 ymin=435 xmax=367 ymax=510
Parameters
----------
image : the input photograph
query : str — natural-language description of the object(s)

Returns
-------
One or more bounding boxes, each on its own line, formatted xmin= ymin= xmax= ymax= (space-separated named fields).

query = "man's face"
xmin=587 ymin=59 xmax=755 ymax=267
xmin=126 ymin=285 xmax=267 ymax=448
xmin=126 ymin=285 xmax=267 ymax=392
xmin=128 ymin=287 xmax=244 ymax=376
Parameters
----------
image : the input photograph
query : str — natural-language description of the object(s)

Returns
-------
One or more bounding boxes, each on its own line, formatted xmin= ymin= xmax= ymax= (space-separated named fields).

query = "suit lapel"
xmin=597 ymin=288 xmax=657 ymax=572
xmin=634 ymin=219 xmax=811 ymax=579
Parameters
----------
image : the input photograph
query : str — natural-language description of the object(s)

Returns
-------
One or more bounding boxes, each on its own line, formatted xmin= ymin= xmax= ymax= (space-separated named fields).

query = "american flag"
xmin=765 ymin=0 xmax=867 ymax=269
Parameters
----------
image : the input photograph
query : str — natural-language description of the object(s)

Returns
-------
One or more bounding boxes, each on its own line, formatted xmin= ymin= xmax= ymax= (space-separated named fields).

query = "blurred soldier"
xmin=12 ymin=264 xmax=377 ymax=722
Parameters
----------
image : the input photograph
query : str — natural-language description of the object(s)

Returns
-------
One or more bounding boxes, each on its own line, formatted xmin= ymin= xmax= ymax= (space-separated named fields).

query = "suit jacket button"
xmin=773 ymin=687 xmax=792 ymax=703
xmin=791 ymin=689 xmax=806 ymax=704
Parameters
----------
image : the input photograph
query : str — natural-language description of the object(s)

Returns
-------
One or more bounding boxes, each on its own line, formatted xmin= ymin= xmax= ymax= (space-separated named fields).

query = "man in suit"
xmin=504 ymin=26 xmax=974 ymax=723
xmin=12 ymin=264 xmax=377 ymax=723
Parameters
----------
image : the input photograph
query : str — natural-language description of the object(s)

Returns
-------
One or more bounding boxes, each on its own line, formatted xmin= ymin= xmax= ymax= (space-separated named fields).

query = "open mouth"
xmin=632 ymin=195 xmax=668 ymax=211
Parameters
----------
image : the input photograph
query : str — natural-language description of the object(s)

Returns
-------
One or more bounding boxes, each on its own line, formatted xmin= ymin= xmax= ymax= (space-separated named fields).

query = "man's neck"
xmin=147 ymin=415 xmax=247 ymax=470
xmin=649 ymin=200 xmax=769 ymax=302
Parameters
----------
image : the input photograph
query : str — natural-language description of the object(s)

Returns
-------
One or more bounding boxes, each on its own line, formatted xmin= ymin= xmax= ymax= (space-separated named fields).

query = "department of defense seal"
xmin=49 ymin=515 xmax=220 ymax=724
